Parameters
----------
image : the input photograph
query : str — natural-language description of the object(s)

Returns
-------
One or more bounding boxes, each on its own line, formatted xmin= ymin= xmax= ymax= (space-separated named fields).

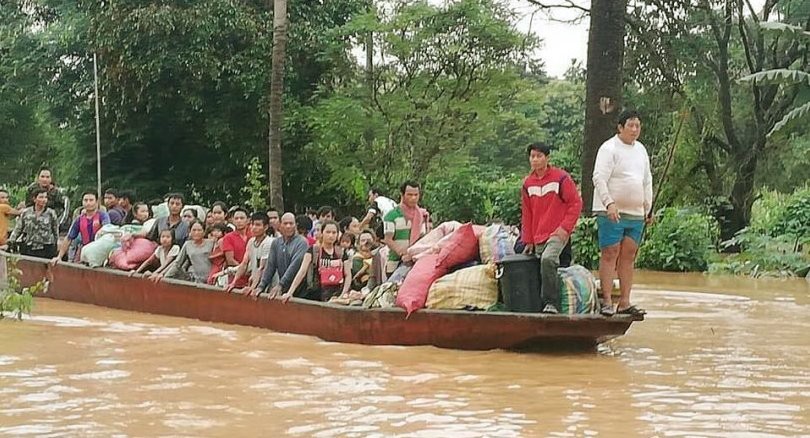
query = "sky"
xmin=511 ymin=2 xmax=590 ymax=78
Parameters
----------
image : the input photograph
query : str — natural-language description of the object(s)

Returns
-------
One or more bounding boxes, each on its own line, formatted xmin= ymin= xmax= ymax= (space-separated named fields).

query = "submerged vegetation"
xmin=0 ymin=258 xmax=45 ymax=320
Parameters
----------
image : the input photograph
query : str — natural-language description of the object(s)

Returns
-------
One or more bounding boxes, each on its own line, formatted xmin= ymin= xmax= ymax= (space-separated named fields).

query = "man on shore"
xmin=52 ymin=191 xmax=110 ymax=265
xmin=382 ymin=181 xmax=429 ymax=276
xmin=520 ymin=143 xmax=583 ymax=314
xmin=592 ymin=109 xmax=653 ymax=317
xmin=255 ymin=213 xmax=309 ymax=298
xmin=0 ymin=189 xmax=21 ymax=248
xmin=25 ymin=167 xmax=65 ymax=218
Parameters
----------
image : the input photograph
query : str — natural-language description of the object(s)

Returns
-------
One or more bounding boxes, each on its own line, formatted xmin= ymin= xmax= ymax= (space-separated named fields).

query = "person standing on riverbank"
xmin=0 ymin=189 xmax=21 ymax=248
xmin=25 ymin=167 xmax=65 ymax=219
xmin=592 ymin=109 xmax=653 ymax=317
xmin=520 ymin=142 xmax=583 ymax=314
xmin=10 ymin=188 xmax=59 ymax=258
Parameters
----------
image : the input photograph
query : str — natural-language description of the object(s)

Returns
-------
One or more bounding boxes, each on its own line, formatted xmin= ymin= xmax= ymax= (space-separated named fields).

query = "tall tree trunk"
xmin=580 ymin=0 xmax=627 ymax=214
xmin=268 ymin=0 xmax=287 ymax=210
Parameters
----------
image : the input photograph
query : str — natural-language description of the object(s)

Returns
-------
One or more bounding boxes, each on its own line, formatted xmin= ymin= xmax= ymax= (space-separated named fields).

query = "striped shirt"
xmin=383 ymin=206 xmax=426 ymax=272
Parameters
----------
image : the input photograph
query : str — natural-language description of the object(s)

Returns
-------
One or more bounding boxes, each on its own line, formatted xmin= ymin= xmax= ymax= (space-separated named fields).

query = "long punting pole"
xmin=93 ymin=53 xmax=102 ymax=198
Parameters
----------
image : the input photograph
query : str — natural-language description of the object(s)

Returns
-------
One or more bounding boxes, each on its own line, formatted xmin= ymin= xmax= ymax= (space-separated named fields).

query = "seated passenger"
xmin=147 ymin=193 xmax=189 ymax=247
xmin=339 ymin=232 xmax=356 ymax=258
xmin=351 ymin=241 xmax=374 ymax=291
xmin=254 ymin=213 xmax=309 ymax=298
xmin=226 ymin=213 xmax=274 ymax=294
xmin=52 ymin=191 xmax=110 ymax=265
xmin=282 ymin=220 xmax=351 ymax=302
xmin=296 ymin=214 xmax=316 ymax=247
xmin=221 ymin=207 xmax=250 ymax=287
xmin=157 ymin=220 xmax=213 ymax=284
xmin=130 ymin=229 xmax=179 ymax=278
xmin=205 ymin=223 xmax=229 ymax=285
xmin=104 ymin=189 xmax=126 ymax=225
xmin=382 ymin=180 xmax=429 ymax=276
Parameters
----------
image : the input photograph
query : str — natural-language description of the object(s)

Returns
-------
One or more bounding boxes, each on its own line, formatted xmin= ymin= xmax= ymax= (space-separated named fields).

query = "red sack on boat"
xmin=396 ymin=254 xmax=448 ymax=316
xmin=109 ymin=237 xmax=157 ymax=270
xmin=435 ymin=223 xmax=479 ymax=270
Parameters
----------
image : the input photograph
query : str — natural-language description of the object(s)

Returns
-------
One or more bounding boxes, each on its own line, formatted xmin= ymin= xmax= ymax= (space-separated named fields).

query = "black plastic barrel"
xmin=497 ymin=254 xmax=542 ymax=312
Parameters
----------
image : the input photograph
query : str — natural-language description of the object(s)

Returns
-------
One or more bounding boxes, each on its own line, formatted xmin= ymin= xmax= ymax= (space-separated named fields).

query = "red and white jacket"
xmin=521 ymin=167 xmax=583 ymax=245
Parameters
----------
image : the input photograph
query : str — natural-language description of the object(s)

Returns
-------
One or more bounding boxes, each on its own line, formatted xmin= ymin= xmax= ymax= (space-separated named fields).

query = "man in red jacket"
xmin=521 ymin=142 xmax=583 ymax=313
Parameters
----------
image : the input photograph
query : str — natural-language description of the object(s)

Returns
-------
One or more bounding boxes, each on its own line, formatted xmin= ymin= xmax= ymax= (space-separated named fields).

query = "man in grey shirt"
xmin=254 ymin=212 xmax=309 ymax=298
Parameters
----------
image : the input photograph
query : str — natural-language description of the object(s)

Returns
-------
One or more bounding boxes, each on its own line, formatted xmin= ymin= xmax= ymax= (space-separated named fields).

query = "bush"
xmin=772 ymin=185 xmax=810 ymax=249
xmin=424 ymin=168 xmax=522 ymax=225
xmin=637 ymin=208 xmax=720 ymax=271
xmin=571 ymin=217 xmax=600 ymax=270
xmin=709 ymin=230 xmax=809 ymax=277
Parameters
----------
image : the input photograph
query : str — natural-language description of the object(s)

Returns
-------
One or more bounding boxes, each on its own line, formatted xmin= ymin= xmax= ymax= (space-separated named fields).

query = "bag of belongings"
xmin=558 ymin=264 xmax=599 ymax=314
xmin=426 ymin=264 xmax=498 ymax=310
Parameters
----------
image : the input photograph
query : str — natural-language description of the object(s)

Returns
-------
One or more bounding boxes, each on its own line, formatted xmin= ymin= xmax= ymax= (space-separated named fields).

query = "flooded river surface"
xmin=1 ymin=272 xmax=808 ymax=437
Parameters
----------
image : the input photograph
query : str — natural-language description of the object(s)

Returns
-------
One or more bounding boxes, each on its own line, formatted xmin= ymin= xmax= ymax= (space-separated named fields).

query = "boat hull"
xmin=4 ymin=253 xmax=641 ymax=351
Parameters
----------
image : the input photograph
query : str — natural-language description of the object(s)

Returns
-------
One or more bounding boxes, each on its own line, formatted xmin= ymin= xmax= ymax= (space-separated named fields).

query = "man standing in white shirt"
xmin=592 ymin=110 xmax=653 ymax=317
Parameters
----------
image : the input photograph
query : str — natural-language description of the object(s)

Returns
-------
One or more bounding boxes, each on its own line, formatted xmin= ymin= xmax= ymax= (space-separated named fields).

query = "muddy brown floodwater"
xmin=0 ymin=272 xmax=808 ymax=437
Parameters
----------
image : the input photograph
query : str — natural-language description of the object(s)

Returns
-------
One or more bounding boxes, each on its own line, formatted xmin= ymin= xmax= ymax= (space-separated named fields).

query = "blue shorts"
xmin=596 ymin=215 xmax=644 ymax=248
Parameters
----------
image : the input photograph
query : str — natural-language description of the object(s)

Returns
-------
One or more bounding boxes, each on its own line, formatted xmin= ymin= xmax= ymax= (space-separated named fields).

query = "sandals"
xmin=600 ymin=303 xmax=615 ymax=317
xmin=616 ymin=305 xmax=647 ymax=317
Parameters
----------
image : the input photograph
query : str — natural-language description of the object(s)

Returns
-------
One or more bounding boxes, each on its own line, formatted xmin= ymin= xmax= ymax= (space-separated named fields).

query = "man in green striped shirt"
xmin=383 ymin=181 xmax=429 ymax=275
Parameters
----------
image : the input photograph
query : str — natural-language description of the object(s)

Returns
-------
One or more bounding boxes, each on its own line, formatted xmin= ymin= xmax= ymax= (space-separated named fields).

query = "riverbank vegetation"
xmin=1 ymin=0 xmax=807 ymax=277
xmin=0 ymin=259 xmax=45 ymax=320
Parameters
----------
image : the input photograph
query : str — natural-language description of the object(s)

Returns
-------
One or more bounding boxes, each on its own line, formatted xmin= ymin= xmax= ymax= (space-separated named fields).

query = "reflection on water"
xmin=0 ymin=272 xmax=808 ymax=436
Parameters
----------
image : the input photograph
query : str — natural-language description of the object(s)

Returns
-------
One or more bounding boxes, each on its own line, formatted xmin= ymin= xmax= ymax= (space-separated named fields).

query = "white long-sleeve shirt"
xmin=592 ymin=135 xmax=653 ymax=218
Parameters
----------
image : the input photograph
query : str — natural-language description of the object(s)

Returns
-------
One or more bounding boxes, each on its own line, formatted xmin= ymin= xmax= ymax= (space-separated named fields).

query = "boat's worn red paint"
xmin=6 ymin=253 xmax=641 ymax=351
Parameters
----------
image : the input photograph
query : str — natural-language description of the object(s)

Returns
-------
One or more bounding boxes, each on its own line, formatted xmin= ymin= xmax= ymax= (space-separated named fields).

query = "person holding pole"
xmin=592 ymin=109 xmax=652 ymax=317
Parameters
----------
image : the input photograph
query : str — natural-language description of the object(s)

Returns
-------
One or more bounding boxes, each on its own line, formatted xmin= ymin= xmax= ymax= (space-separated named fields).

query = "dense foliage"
xmin=1 ymin=0 xmax=808 ymax=275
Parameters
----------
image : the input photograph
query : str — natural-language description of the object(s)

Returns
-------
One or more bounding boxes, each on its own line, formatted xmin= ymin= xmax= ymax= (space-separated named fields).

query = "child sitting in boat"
xmin=350 ymin=241 xmax=373 ymax=291
xmin=130 ymin=229 xmax=179 ymax=279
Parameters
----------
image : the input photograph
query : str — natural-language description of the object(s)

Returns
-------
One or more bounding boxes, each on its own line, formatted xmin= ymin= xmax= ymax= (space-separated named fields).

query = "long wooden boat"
xmin=2 ymin=252 xmax=642 ymax=351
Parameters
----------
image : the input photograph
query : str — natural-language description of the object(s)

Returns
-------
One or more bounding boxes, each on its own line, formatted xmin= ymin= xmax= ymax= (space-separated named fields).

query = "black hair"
xmin=306 ymin=208 xmax=317 ymax=216
xmin=104 ymin=188 xmax=119 ymax=198
xmin=166 ymin=192 xmax=185 ymax=204
xmin=526 ymin=142 xmax=552 ymax=156
xmin=266 ymin=206 xmax=278 ymax=214
xmin=231 ymin=206 xmax=248 ymax=217
xmin=30 ymin=187 xmax=48 ymax=200
xmin=617 ymin=109 xmax=642 ymax=127
xmin=38 ymin=166 xmax=51 ymax=173
xmin=340 ymin=232 xmax=356 ymax=246
xmin=317 ymin=205 xmax=334 ymax=218
xmin=0 ymin=188 xmax=8 ymax=195
xmin=296 ymin=214 xmax=313 ymax=233
xmin=182 ymin=208 xmax=198 ymax=218
xmin=399 ymin=180 xmax=421 ymax=194
xmin=132 ymin=202 xmax=150 ymax=219
xmin=319 ymin=219 xmax=339 ymax=233
xmin=206 ymin=222 xmax=229 ymax=237
xmin=119 ymin=190 xmax=134 ymax=202
xmin=338 ymin=216 xmax=355 ymax=234
xmin=211 ymin=201 xmax=228 ymax=212
xmin=250 ymin=212 xmax=269 ymax=225
xmin=147 ymin=198 xmax=163 ymax=206
xmin=159 ymin=228 xmax=176 ymax=245
xmin=370 ymin=187 xmax=384 ymax=197
xmin=81 ymin=190 xmax=98 ymax=200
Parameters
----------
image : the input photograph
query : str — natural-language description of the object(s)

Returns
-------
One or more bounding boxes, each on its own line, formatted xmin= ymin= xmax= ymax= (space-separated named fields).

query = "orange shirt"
xmin=0 ymin=204 xmax=12 ymax=246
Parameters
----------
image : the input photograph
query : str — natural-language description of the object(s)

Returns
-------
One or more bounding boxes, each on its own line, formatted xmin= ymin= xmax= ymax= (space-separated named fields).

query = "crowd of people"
xmin=1 ymin=172 xmax=421 ymax=305
xmin=1 ymin=110 xmax=651 ymax=316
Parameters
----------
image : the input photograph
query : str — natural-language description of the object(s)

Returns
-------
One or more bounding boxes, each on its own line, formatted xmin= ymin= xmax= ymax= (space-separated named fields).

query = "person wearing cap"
xmin=520 ymin=142 xmax=583 ymax=314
